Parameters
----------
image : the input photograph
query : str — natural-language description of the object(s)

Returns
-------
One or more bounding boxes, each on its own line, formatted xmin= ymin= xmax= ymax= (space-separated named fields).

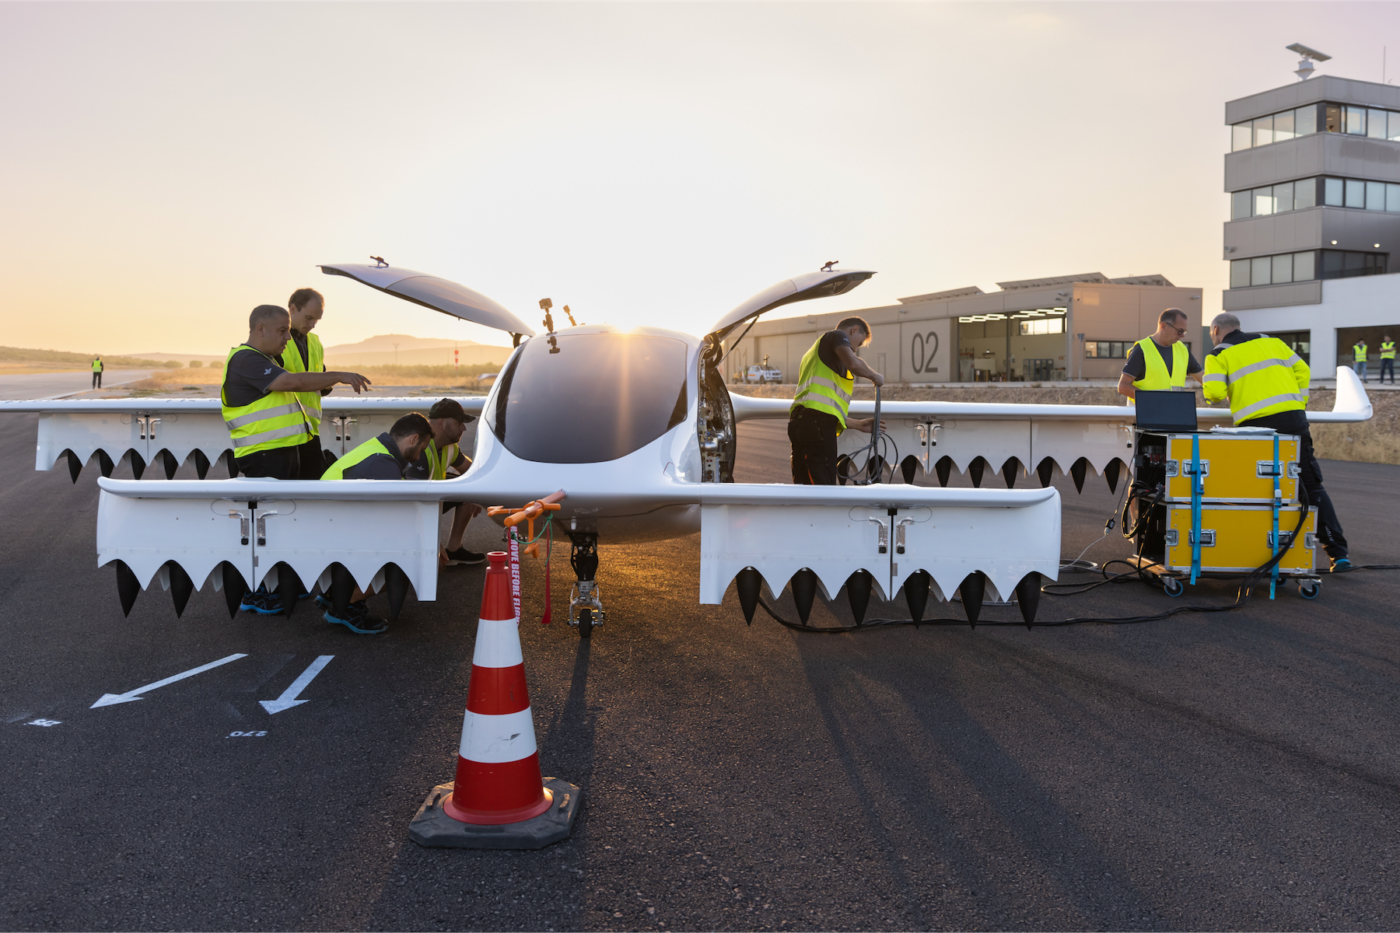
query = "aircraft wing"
xmin=730 ymin=366 xmax=1373 ymax=491
xmin=95 ymin=463 xmax=1059 ymax=625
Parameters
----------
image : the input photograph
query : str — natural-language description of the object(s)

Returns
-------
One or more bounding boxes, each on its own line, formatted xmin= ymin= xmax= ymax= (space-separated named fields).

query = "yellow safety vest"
xmin=91 ymin=359 xmax=103 ymax=372
xmin=1202 ymin=335 xmax=1310 ymax=424
xmin=420 ymin=438 xmax=460 ymax=481
xmin=220 ymin=346 xmax=312 ymax=458
xmin=1381 ymin=342 xmax=1395 ymax=360
xmin=321 ymin=436 xmax=392 ymax=480
xmin=1131 ymin=337 xmax=1189 ymax=392
xmin=1354 ymin=343 xmax=1368 ymax=362
xmin=280 ymin=332 xmax=325 ymax=436
xmin=790 ymin=336 xmax=855 ymax=433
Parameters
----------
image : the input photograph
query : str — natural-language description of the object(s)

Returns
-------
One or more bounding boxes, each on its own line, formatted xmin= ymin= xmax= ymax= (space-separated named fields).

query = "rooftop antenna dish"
xmin=1287 ymin=42 xmax=1331 ymax=81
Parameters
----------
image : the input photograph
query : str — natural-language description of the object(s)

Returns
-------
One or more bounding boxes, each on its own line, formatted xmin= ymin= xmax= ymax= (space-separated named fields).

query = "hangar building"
xmin=731 ymin=273 xmax=1201 ymax=384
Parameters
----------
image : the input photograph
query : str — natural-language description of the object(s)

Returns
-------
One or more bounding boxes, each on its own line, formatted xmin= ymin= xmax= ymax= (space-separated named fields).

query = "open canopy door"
xmin=319 ymin=263 xmax=535 ymax=341
xmin=707 ymin=268 xmax=875 ymax=343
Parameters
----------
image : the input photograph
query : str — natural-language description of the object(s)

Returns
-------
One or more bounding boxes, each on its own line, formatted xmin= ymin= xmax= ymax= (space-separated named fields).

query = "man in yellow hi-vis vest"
xmin=403 ymin=398 xmax=486 ymax=565
xmin=1353 ymin=338 xmax=1369 ymax=383
xmin=1116 ymin=308 xmax=1203 ymax=401
xmin=223 ymin=304 xmax=374 ymax=615
xmin=788 ymin=316 xmax=885 ymax=484
xmin=281 ymin=287 xmax=337 ymax=479
xmin=1203 ymin=312 xmax=1349 ymax=571
xmin=1381 ymin=334 xmax=1395 ymax=384
xmin=91 ymin=356 xmax=103 ymax=389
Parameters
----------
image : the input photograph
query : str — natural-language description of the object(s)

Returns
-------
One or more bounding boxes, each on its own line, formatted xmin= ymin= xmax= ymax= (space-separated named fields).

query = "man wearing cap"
xmin=404 ymin=398 xmax=485 ymax=565
xmin=224 ymin=304 xmax=371 ymax=614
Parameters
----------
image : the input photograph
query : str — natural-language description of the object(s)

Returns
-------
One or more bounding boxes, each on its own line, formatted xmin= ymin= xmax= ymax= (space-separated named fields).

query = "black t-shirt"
xmin=817 ymin=330 xmax=853 ymax=375
xmin=342 ymin=432 xmax=410 ymax=480
xmin=223 ymin=346 xmax=288 ymax=408
xmin=1122 ymin=338 xmax=1202 ymax=380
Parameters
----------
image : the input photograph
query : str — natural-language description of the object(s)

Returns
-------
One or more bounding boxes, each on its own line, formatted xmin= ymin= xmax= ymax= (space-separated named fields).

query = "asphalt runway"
xmin=2 ymin=415 xmax=1399 ymax=930
xmin=0 ymin=370 xmax=153 ymax=401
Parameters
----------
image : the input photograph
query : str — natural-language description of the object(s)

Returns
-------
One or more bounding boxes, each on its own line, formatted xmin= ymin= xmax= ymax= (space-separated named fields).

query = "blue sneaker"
xmin=239 ymin=584 xmax=285 ymax=615
xmin=315 ymin=594 xmax=333 ymax=611
xmin=1329 ymin=557 xmax=1353 ymax=574
xmin=324 ymin=601 xmax=386 ymax=635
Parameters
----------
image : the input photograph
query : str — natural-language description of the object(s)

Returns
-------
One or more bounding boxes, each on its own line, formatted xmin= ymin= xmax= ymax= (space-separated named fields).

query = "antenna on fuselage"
xmin=540 ymin=298 xmax=560 ymax=354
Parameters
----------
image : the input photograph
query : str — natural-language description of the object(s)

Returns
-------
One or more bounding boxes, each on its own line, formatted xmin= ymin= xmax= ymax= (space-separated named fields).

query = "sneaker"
xmin=444 ymin=547 xmax=486 ymax=566
xmin=239 ymin=584 xmax=285 ymax=615
xmin=324 ymin=601 xmax=386 ymax=635
xmin=1329 ymin=557 xmax=1353 ymax=574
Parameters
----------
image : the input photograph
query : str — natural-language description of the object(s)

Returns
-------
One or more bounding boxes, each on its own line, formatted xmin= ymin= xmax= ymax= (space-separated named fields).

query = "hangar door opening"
xmin=957 ymin=308 xmax=1068 ymax=382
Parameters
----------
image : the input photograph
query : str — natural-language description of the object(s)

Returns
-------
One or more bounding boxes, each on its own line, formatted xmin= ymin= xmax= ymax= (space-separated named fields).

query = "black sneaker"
xmin=444 ymin=547 xmax=486 ymax=566
xmin=239 ymin=584 xmax=285 ymax=615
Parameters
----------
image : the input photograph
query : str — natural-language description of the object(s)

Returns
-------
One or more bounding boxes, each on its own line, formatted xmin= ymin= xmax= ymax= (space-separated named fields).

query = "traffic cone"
xmin=409 ymin=551 xmax=581 ymax=849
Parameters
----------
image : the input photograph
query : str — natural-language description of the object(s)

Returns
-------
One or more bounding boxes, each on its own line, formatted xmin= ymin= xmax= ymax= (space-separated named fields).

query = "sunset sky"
xmin=3 ymin=2 xmax=1397 ymax=356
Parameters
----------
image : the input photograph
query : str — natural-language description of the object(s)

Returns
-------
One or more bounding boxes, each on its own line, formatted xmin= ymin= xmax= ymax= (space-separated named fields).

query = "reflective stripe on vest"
xmin=321 ymin=436 xmax=391 ymax=480
xmin=1354 ymin=343 xmax=1368 ymax=362
xmin=1203 ymin=335 xmax=1310 ymax=425
xmin=1131 ymin=337 xmax=1188 ymax=392
xmin=421 ymin=439 xmax=460 ymax=481
xmin=92 ymin=360 xmax=102 ymax=372
xmin=220 ymin=345 xmax=312 ymax=458
xmin=789 ymin=337 xmax=855 ymax=432
xmin=1382 ymin=342 xmax=1396 ymax=360
xmin=280 ymin=332 xmax=325 ymax=436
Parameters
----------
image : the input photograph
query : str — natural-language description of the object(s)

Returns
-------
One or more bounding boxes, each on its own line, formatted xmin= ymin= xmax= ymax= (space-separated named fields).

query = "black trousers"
xmin=1240 ymin=409 xmax=1348 ymax=560
xmin=295 ymin=435 xmax=328 ymax=480
xmin=788 ymin=407 xmax=840 ymax=485
xmin=92 ymin=371 xmax=101 ymax=388
xmin=232 ymin=445 xmax=299 ymax=480
xmin=1382 ymin=359 xmax=1395 ymax=383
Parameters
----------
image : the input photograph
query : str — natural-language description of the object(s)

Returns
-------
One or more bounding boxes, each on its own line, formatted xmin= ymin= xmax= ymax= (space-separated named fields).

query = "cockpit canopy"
xmin=487 ymin=332 xmax=690 ymax=464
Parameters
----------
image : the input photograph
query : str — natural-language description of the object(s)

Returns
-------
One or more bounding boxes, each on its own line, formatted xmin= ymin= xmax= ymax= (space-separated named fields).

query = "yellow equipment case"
xmin=1162 ymin=432 xmax=1300 ymax=504
xmin=1164 ymin=503 xmax=1317 ymax=575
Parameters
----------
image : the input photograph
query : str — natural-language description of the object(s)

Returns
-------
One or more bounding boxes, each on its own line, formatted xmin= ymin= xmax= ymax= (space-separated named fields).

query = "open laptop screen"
xmin=1135 ymin=389 xmax=1198 ymax=433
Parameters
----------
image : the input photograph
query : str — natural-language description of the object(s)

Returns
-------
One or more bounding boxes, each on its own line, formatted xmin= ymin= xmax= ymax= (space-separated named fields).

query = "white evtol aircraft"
xmin=1 ymin=263 xmax=1373 ymax=635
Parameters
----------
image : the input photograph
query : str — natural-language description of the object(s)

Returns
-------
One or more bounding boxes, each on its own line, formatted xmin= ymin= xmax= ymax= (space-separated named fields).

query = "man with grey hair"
xmin=1203 ymin=312 xmax=1349 ymax=571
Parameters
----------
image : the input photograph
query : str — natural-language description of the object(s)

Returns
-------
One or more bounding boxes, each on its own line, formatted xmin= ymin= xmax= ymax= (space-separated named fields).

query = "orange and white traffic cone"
xmin=409 ymin=551 xmax=580 ymax=849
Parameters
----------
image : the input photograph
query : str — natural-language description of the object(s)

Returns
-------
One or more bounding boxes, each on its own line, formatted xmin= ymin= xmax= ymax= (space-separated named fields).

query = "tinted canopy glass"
xmin=488 ymin=333 xmax=689 ymax=463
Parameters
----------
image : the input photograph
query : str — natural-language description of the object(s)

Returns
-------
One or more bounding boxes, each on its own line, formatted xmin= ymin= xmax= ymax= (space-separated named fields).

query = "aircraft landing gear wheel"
xmin=1299 ymin=581 xmax=1321 ymax=600
xmin=1163 ymin=577 xmax=1185 ymax=598
xmin=578 ymin=608 xmax=594 ymax=639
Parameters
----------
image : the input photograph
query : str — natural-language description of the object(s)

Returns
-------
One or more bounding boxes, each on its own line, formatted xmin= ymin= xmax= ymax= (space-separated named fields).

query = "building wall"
xmin=1229 ymin=271 xmax=1400 ymax=373
xmin=1067 ymin=284 xmax=1203 ymax=379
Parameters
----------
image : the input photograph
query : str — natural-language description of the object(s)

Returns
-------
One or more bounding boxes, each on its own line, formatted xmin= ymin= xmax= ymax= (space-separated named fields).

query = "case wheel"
xmin=1163 ymin=577 xmax=1185 ymax=598
xmin=1299 ymin=581 xmax=1321 ymax=600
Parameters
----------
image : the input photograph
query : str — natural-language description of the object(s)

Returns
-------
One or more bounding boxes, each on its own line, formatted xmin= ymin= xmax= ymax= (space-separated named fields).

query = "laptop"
xmin=1135 ymin=389 xmax=1198 ymax=433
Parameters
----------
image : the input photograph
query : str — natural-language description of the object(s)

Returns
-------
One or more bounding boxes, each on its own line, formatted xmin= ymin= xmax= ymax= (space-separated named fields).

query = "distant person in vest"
xmin=1353 ymin=338 xmax=1368 ymax=383
xmin=318 ymin=412 xmax=434 ymax=633
xmin=91 ymin=356 xmax=103 ymax=389
xmin=402 ymin=398 xmax=486 ymax=566
xmin=282 ymin=288 xmax=337 ymax=478
xmin=1115 ymin=308 xmax=1203 ymax=401
xmin=1204 ymin=312 xmax=1350 ymax=572
xmin=788 ymin=316 xmax=885 ymax=485
xmin=224 ymin=304 xmax=373 ymax=615
xmin=1381 ymin=335 xmax=1396 ymax=384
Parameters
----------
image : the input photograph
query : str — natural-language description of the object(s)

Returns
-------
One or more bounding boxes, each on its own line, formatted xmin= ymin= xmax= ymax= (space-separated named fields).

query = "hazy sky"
xmin=3 ymin=2 xmax=1397 ymax=355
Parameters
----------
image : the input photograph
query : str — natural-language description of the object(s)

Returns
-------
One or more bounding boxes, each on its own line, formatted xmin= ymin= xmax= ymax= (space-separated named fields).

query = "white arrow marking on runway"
xmin=91 ymin=654 xmax=249 ymax=709
xmin=259 ymin=655 xmax=334 ymax=714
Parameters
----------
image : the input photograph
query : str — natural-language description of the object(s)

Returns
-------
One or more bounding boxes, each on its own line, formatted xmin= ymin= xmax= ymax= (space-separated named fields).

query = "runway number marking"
xmin=228 ymin=731 xmax=268 ymax=738
xmin=27 ymin=719 xmax=62 ymax=727
xmin=90 ymin=653 xmax=249 ymax=709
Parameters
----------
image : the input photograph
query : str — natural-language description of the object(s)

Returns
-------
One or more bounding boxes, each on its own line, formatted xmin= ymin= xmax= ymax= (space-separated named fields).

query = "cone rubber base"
xmin=408 ymin=777 xmax=581 ymax=849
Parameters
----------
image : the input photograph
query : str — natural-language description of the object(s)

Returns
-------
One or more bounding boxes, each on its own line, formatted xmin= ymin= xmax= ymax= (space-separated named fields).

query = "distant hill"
xmin=321 ymin=333 xmax=512 ymax=368
xmin=0 ymin=346 xmax=175 ymax=368
xmin=322 ymin=334 xmax=504 ymax=355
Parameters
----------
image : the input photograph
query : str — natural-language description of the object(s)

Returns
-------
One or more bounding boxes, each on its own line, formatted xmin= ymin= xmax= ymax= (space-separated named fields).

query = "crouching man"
xmin=319 ymin=413 xmax=433 ymax=632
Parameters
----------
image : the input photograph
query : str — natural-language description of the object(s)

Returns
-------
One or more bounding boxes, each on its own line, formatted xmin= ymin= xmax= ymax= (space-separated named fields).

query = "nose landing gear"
xmin=568 ymin=532 xmax=605 ymax=638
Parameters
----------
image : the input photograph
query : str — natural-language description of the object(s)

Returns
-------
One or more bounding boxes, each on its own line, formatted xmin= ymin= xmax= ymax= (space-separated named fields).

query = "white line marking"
xmin=91 ymin=654 xmax=249 ymax=709
xmin=259 ymin=655 xmax=333 ymax=714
